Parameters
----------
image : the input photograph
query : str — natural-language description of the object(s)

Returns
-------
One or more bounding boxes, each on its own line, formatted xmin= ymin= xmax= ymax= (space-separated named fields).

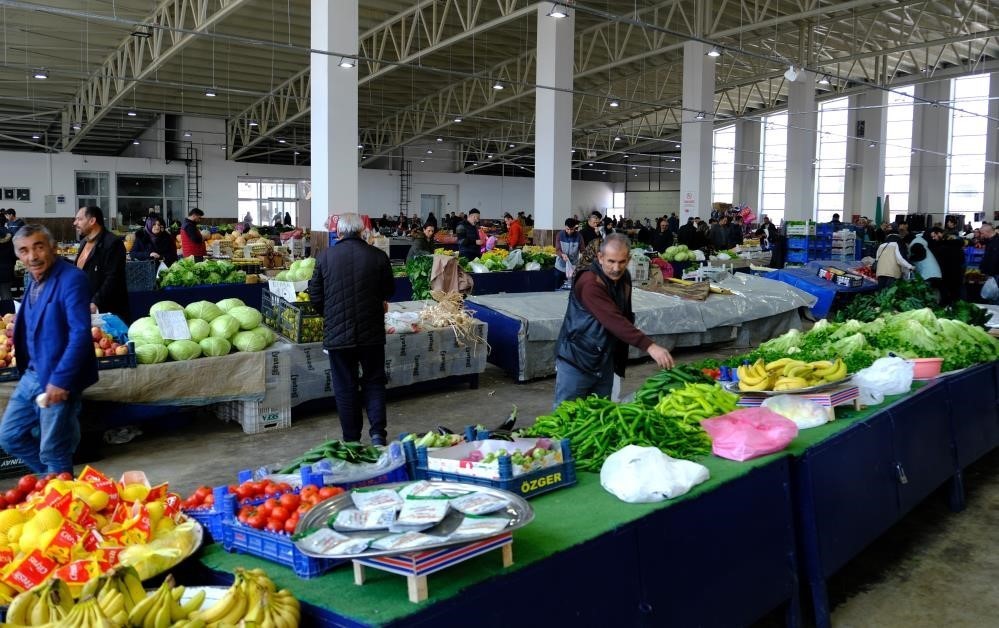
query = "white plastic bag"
xmin=470 ymin=260 xmax=490 ymax=274
xmin=525 ymin=261 xmax=542 ymax=271
xmin=761 ymin=395 xmax=833 ymax=429
xmin=504 ymin=249 xmax=525 ymax=270
xmin=982 ymin=276 xmax=999 ymax=303
xmin=599 ymin=445 xmax=709 ymax=503
xmin=565 ymin=260 xmax=575 ymax=280
xmin=853 ymin=357 xmax=914 ymax=406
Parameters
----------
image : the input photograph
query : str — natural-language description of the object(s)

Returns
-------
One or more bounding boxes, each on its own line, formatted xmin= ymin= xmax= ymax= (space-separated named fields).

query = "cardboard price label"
xmin=43 ymin=520 xmax=85 ymax=563
xmin=1 ymin=550 xmax=57 ymax=592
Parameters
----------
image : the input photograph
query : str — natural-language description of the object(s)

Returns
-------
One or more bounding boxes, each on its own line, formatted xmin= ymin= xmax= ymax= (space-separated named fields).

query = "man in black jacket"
xmin=456 ymin=208 xmax=482 ymax=260
xmin=72 ymin=206 xmax=129 ymax=321
xmin=309 ymin=213 xmax=395 ymax=445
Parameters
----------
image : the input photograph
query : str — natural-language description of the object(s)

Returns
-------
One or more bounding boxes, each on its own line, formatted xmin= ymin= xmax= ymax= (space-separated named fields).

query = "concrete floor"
xmin=57 ymin=346 xmax=999 ymax=627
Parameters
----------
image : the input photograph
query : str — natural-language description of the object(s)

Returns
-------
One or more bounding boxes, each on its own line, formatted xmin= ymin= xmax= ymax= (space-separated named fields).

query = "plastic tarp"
xmin=468 ymin=274 xmax=815 ymax=382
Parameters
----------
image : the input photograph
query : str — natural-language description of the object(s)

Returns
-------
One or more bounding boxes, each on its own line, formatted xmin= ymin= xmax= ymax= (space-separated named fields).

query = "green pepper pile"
xmin=276 ymin=440 xmax=382 ymax=474
xmin=633 ymin=365 xmax=714 ymax=407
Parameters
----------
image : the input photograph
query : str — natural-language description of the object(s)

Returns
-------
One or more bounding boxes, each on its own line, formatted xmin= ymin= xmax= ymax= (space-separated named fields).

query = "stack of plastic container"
xmin=831 ymin=229 xmax=858 ymax=261
xmin=785 ymin=221 xmax=832 ymax=265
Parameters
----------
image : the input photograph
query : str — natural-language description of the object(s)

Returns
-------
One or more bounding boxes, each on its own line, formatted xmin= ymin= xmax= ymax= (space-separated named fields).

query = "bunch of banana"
xmin=191 ymin=568 xmax=300 ymax=628
xmin=737 ymin=358 xmax=848 ymax=392
xmin=4 ymin=578 xmax=73 ymax=625
xmin=41 ymin=597 xmax=111 ymax=628
xmin=126 ymin=574 xmax=205 ymax=628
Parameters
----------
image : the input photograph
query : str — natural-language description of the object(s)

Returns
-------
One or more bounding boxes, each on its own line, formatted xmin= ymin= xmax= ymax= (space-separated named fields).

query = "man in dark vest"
xmin=553 ymin=233 xmax=674 ymax=408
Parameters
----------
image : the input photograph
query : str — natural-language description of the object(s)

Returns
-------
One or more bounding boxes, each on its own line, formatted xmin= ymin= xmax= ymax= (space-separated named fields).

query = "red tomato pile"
xmin=0 ymin=472 xmax=73 ymax=509
xmin=181 ymin=485 xmax=216 ymax=510
xmin=237 ymin=484 xmax=344 ymax=535
xmin=229 ymin=479 xmax=296 ymax=506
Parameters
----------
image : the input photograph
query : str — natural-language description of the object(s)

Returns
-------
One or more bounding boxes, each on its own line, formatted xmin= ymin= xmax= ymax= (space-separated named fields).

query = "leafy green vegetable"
xmin=210 ymin=314 xmax=240 ymax=339
xmin=187 ymin=318 xmax=211 ymax=342
xmin=232 ymin=330 xmax=268 ymax=352
xmin=228 ymin=306 xmax=263 ymax=330
xmin=199 ymin=337 xmax=231 ymax=357
xmin=135 ymin=344 xmax=169 ymax=364
xmin=184 ymin=300 xmax=223 ymax=322
xmin=216 ymin=298 xmax=246 ymax=313
xmin=167 ymin=339 xmax=202 ymax=361
xmin=128 ymin=317 xmax=164 ymax=347
xmin=405 ymin=255 xmax=434 ymax=300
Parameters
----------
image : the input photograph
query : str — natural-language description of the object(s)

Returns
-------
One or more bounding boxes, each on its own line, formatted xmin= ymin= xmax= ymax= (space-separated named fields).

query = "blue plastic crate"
xmin=298 ymin=464 xmax=409 ymax=490
xmin=97 ymin=341 xmax=137 ymax=371
xmin=219 ymin=493 xmax=343 ymax=578
xmin=787 ymin=236 xmax=809 ymax=249
xmin=0 ymin=367 xmax=19 ymax=383
xmin=182 ymin=485 xmax=228 ymax=543
xmin=786 ymin=250 xmax=810 ymax=264
xmin=966 ymin=248 xmax=984 ymax=266
xmin=408 ymin=439 xmax=576 ymax=500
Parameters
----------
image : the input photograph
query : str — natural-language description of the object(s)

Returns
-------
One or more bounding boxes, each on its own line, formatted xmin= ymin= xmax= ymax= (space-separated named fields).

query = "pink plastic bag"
xmin=701 ymin=408 xmax=799 ymax=461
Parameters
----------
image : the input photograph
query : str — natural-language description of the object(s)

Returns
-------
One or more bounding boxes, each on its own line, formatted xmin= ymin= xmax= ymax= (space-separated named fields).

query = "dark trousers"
xmin=327 ymin=345 xmax=388 ymax=442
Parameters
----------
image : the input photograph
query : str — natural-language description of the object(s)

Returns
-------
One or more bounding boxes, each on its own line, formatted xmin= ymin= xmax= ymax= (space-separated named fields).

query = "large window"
xmin=116 ymin=174 xmax=184 ymax=228
xmin=760 ymin=112 xmax=788 ymax=224
xmin=712 ymin=125 xmax=736 ymax=204
xmin=76 ymin=172 xmax=110 ymax=218
xmin=237 ymin=178 xmax=306 ymax=227
xmin=814 ymin=97 xmax=849 ymax=222
xmin=947 ymin=74 xmax=991 ymax=222
xmin=882 ymin=86 xmax=915 ymax=216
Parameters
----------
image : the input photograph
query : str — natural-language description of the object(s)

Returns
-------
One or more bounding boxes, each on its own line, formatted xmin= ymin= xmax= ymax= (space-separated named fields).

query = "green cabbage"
xmin=274 ymin=270 xmax=290 ymax=281
xmin=210 ymin=314 xmax=240 ymax=339
xmin=135 ymin=344 xmax=169 ymax=364
xmin=228 ymin=306 xmax=263 ymax=330
xmin=167 ymin=339 xmax=202 ymax=361
xmin=128 ymin=317 xmax=164 ymax=347
xmin=216 ymin=298 xmax=245 ymax=313
xmin=251 ymin=326 xmax=275 ymax=347
xmin=199 ymin=337 xmax=231 ymax=357
xmin=150 ymin=300 xmax=184 ymax=315
xmin=232 ymin=330 xmax=268 ymax=352
xmin=187 ymin=318 xmax=211 ymax=343
xmin=184 ymin=300 xmax=223 ymax=322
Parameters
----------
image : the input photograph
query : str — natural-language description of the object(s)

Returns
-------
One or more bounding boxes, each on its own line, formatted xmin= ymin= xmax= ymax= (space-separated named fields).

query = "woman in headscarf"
xmin=131 ymin=214 xmax=178 ymax=265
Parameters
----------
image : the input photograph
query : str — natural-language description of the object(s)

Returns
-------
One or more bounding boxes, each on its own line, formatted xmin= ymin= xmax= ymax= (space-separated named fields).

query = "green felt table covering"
xmin=195 ymin=380 xmax=934 ymax=625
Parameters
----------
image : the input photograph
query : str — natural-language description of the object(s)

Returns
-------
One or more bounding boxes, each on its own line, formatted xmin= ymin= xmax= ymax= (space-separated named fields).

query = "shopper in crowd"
xmin=283 ymin=212 xmax=292 ymax=227
xmin=979 ymin=223 xmax=999 ymax=277
xmin=676 ymin=217 xmax=697 ymax=248
xmin=504 ymin=212 xmax=526 ymax=249
xmin=180 ymin=207 xmax=207 ymax=259
xmin=897 ymin=223 xmax=914 ymax=244
xmin=830 ymin=213 xmax=845 ymax=232
xmin=927 ymin=227 xmax=965 ymax=306
xmin=875 ymin=234 xmax=914 ymax=289
xmin=555 ymin=218 xmax=583 ymax=286
xmin=73 ymin=206 xmax=129 ymax=321
xmin=131 ymin=214 xmax=178 ymax=266
xmin=5 ymin=209 xmax=25 ymax=236
xmin=525 ymin=213 xmax=534 ymax=227
xmin=694 ymin=220 xmax=711 ymax=250
xmin=667 ymin=212 xmax=679 ymax=233
xmin=406 ymin=223 xmax=436 ymax=262
xmin=728 ymin=215 xmax=745 ymax=247
xmin=651 ymin=218 xmax=675 ymax=253
xmin=943 ymin=216 xmax=960 ymax=238
xmin=600 ymin=217 xmax=615 ymax=238
xmin=971 ymin=228 xmax=983 ymax=248
xmin=908 ymin=231 xmax=942 ymax=295
xmin=456 ymin=208 xmax=483 ymax=260
xmin=425 ymin=212 xmax=438 ymax=229
xmin=580 ymin=211 xmax=602 ymax=246
xmin=553 ymin=234 xmax=675 ymax=408
xmin=0 ymin=225 xmax=97 ymax=474
xmin=709 ymin=216 xmax=729 ymax=250
xmin=309 ymin=213 xmax=395 ymax=445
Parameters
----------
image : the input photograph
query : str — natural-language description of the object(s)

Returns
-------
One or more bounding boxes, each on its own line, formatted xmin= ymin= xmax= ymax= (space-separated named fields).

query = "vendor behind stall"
xmin=131 ymin=214 xmax=178 ymax=266
xmin=180 ymin=208 xmax=207 ymax=259
xmin=73 ymin=206 xmax=129 ymax=321
xmin=504 ymin=213 xmax=526 ymax=249
xmin=406 ymin=223 xmax=436 ymax=262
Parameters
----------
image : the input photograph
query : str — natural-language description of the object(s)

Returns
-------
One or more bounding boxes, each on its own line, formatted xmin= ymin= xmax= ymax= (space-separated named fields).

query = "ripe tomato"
xmin=235 ymin=485 xmax=253 ymax=501
xmin=278 ymin=493 xmax=300 ymax=510
xmin=242 ymin=481 xmax=261 ymax=495
xmin=227 ymin=485 xmax=238 ymax=494
xmin=0 ymin=496 xmax=8 ymax=510
xmin=270 ymin=506 xmax=290 ymax=522
xmin=4 ymin=489 xmax=22 ymax=505
xmin=194 ymin=486 xmax=212 ymax=500
xmin=275 ymin=482 xmax=293 ymax=494
xmin=284 ymin=518 xmax=297 ymax=534
xmin=34 ymin=479 xmax=47 ymax=492
xmin=56 ymin=472 xmax=73 ymax=481
xmin=318 ymin=486 xmax=343 ymax=500
xmin=263 ymin=483 xmax=280 ymax=497
xmin=296 ymin=504 xmax=312 ymax=516
xmin=203 ymin=494 xmax=215 ymax=507
xmin=237 ymin=507 xmax=254 ymax=523
xmin=247 ymin=514 xmax=266 ymax=530
xmin=300 ymin=485 xmax=319 ymax=501
xmin=17 ymin=475 xmax=37 ymax=493
xmin=266 ymin=518 xmax=284 ymax=533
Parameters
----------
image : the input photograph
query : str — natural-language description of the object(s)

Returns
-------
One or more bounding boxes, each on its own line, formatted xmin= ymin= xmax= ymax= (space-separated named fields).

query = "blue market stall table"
xmin=390 ymin=269 xmax=562 ymax=302
xmin=128 ymin=282 xmax=265 ymax=318
xmin=763 ymin=266 xmax=875 ymax=319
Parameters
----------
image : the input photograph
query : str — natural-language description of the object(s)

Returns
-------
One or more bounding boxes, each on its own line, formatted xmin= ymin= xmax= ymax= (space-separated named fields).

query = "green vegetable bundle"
xmin=634 ymin=366 xmax=714 ymax=407
xmin=405 ymin=255 xmax=434 ymax=300
xmin=526 ymin=396 xmax=714 ymax=471
xmin=833 ymin=275 xmax=991 ymax=326
xmin=277 ymin=440 xmax=382 ymax=474
xmin=157 ymin=256 xmax=246 ymax=288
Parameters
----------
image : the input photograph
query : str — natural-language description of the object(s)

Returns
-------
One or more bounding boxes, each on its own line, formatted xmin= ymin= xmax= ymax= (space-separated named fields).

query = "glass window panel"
xmin=164 ymin=176 xmax=185 ymax=198
xmin=950 ymin=154 xmax=986 ymax=173
xmin=714 ymin=180 xmax=734 ymax=196
xmin=117 ymin=175 xmax=163 ymax=198
xmin=948 ymin=193 xmax=983 ymax=212
xmin=238 ymin=181 xmax=259 ymax=199
xmin=818 ymin=177 xmax=845 ymax=194
xmin=816 ymin=210 xmax=838 ymax=222
xmin=952 ymin=116 xmax=986 ymax=137
xmin=949 ymin=173 xmax=985 ymax=194
xmin=886 ymin=193 xmax=909 ymax=214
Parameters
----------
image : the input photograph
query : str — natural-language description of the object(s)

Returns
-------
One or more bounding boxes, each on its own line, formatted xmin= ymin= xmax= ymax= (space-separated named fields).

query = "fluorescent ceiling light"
xmin=426 ymin=149 xmax=433 ymax=154
xmin=706 ymin=47 xmax=721 ymax=58
xmin=72 ymin=123 xmax=81 ymax=131
xmin=609 ymin=100 xmax=620 ymax=108
xmin=453 ymin=117 xmax=463 ymax=123
xmin=248 ymin=120 xmax=259 ymax=127
xmin=31 ymin=134 xmax=40 ymax=140
xmin=492 ymin=81 xmax=504 ymax=90
xmin=357 ymin=144 xmax=363 ymax=149
xmin=204 ymin=88 xmax=217 ymax=97
xmin=784 ymin=66 xmax=799 ymax=82
xmin=277 ymin=137 xmax=287 ymax=144
xmin=338 ymin=57 xmax=355 ymax=69
xmin=547 ymin=6 xmax=568 ymax=18
xmin=33 ymin=68 xmax=48 ymax=80
xmin=132 ymin=140 xmax=140 ymax=145
xmin=127 ymin=110 xmax=137 ymax=117
xmin=614 ymin=136 xmax=621 ymax=141
xmin=436 ymin=137 xmax=443 ymax=143
xmin=818 ymin=75 xmax=830 ymax=85
xmin=183 ymin=131 xmax=192 ymax=138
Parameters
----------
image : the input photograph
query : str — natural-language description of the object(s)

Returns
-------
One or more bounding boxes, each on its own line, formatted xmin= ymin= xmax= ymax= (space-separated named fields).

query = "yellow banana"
xmin=764 ymin=358 xmax=795 ymax=372
xmin=29 ymin=585 xmax=51 ymax=625
xmin=128 ymin=586 xmax=161 ymax=626
xmin=6 ymin=588 xmax=37 ymax=625
xmin=739 ymin=377 xmax=771 ymax=392
xmin=193 ymin=578 xmax=242 ymax=624
xmin=216 ymin=586 xmax=248 ymax=625
xmin=179 ymin=589 xmax=206 ymax=617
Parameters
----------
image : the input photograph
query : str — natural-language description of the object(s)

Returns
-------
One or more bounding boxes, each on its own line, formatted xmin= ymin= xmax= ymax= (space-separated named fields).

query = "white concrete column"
xmin=845 ymin=90 xmax=888 ymax=218
xmin=310 ymin=0 xmax=358 ymax=230
xmin=784 ymin=71 xmax=817 ymax=221
xmin=909 ymin=79 xmax=952 ymax=213
xmin=984 ymin=72 xmax=999 ymax=220
xmin=533 ymin=3 xmax=574 ymax=231
xmin=733 ymin=118 xmax=761 ymax=213
xmin=679 ymin=41 xmax=715 ymax=220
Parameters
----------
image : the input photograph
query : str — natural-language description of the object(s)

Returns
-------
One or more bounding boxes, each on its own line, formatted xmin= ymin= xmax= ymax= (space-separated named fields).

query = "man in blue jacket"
xmin=0 ymin=225 xmax=97 ymax=473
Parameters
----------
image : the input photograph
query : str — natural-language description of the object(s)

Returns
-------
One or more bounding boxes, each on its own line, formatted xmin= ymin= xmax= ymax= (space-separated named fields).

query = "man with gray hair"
xmin=553 ymin=233 xmax=674 ymax=407
xmin=309 ymin=213 xmax=395 ymax=444
xmin=0 ymin=225 xmax=97 ymax=473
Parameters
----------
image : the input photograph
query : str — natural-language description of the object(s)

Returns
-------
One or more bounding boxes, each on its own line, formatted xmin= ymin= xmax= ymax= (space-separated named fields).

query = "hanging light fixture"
xmin=127 ymin=109 xmax=137 ymax=117
xmin=132 ymin=140 xmax=140 ymax=145
xmin=492 ymin=81 xmax=504 ymax=90
xmin=248 ymin=120 xmax=259 ymax=127
xmin=453 ymin=117 xmax=463 ymax=123
xmin=609 ymin=100 xmax=620 ymax=108
xmin=706 ymin=47 xmax=721 ymax=58
xmin=204 ymin=88 xmax=217 ymax=97
xmin=338 ymin=57 xmax=355 ymax=69
xmin=818 ymin=75 xmax=830 ymax=85
xmin=695 ymin=111 xmax=706 ymax=120
xmin=547 ymin=4 xmax=568 ymax=18
xmin=32 ymin=68 xmax=48 ymax=80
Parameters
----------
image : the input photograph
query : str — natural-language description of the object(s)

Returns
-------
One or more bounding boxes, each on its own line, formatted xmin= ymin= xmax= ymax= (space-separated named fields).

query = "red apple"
xmin=99 ymin=338 xmax=111 ymax=351
xmin=91 ymin=326 xmax=102 ymax=341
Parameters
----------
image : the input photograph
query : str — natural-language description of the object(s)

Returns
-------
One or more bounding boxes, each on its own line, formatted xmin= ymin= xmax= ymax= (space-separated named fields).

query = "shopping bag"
xmin=761 ymin=395 xmax=833 ymax=429
xmin=504 ymin=249 xmax=525 ymax=270
xmin=982 ymin=276 xmax=999 ymax=303
xmin=565 ymin=260 xmax=575 ymax=280
xmin=599 ymin=445 xmax=709 ymax=503
xmin=701 ymin=408 xmax=799 ymax=461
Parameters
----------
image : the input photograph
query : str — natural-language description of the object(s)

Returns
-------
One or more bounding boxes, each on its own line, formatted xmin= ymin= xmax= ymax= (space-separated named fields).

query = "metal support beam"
xmin=61 ymin=0 xmax=251 ymax=151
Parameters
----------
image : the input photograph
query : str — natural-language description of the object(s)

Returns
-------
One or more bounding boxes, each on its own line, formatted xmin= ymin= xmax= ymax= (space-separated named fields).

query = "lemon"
xmin=145 ymin=502 xmax=164 ymax=527
xmin=85 ymin=490 xmax=110 ymax=512
xmin=18 ymin=527 xmax=39 ymax=553
xmin=120 ymin=484 xmax=149 ymax=503
xmin=37 ymin=528 xmax=58 ymax=551
xmin=7 ymin=523 xmax=22 ymax=543
xmin=71 ymin=484 xmax=94 ymax=500
xmin=154 ymin=517 xmax=175 ymax=536
xmin=0 ymin=509 xmax=25 ymax=534
xmin=32 ymin=507 xmax=63 ymax=532
xmin=46 ymin=479 xmax=69 ymax=494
